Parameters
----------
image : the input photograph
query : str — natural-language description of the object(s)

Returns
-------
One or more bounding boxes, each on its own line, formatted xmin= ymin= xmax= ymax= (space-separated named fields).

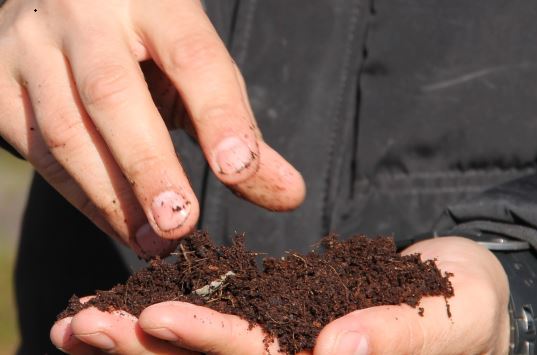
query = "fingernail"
xmin=334 ymin=332 xmax=368 ymax=355
xmin=146 ymin=327 xmax=180 ymax=341
xmin=151 ymin=191 xmax=190 ymax=232
xmin=78 ymin=332 xmax=115 ymax=351
xmin=214 ymin=137 xmax=254 ymax=175
xmin=135 ymin=224 xmax=177 ymax=257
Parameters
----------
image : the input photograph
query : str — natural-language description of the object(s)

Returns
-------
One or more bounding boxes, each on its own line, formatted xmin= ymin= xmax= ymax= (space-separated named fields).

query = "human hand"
xmin=51 ymin=299 xmax=293 ymax=355
xmin=312 ymin=237 xmax=511 ymax=355
xmin=0 ymin=0 xmax=305 ymax=258
xmin=50 ymin=237 xmax=510 ymax=354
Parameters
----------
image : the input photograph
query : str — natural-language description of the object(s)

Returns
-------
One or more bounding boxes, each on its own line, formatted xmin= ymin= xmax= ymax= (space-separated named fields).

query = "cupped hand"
xmin=313 ymin=237 xmax=510 ymax=355
xmin=51 ymin=300 xmax=289 ymax=355
xmin=0 ymin=0 xmax=305 ymax=258
xmin=50 ymin=237 xmax=511 ymax=354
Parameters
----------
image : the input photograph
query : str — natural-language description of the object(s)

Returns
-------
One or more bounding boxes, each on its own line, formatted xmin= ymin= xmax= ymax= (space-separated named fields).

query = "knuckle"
xmin=80 ymin=64 xmax=132 ymax=109
xmin=10 ymin=13 xmax=37 ymax=41
xmin=126 ymin=153 xmax=164 ymax=181
xmin=196 ymin=104 xmax=243 ymax=127
xmin=168 ymin=34 xmax=221 ymax=72
xmin=40 ymin=108 xmax=85 ymax=152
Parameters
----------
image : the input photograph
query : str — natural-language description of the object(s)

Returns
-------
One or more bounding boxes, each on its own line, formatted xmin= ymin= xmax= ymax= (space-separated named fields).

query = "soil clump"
xmin=59 ymin=231 xmax=454 ymax=354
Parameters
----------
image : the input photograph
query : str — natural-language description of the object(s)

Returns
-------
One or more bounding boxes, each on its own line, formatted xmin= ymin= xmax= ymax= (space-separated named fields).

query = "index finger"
xmin=134 ymin=0 xmax=262 ymax=184
xmin=139 ymin=301 xmax=284 ymax=355
xmin=63 ymin=12 xmax=199 ymax=239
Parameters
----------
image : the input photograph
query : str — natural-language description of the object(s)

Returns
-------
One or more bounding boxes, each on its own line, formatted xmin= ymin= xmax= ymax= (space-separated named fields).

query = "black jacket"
xmin=2 ymin=0 xmax=537 ymax=251
xmin=177 ymin=0 xmax=537 ymax=254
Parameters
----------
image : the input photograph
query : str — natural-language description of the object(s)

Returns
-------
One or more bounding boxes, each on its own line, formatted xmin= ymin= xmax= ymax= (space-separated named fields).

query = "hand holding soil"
xmin=51 ymin=234 xmax=510 ymax=354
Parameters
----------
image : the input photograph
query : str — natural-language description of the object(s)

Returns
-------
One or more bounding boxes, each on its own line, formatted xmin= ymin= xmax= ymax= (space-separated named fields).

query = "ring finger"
xmin=63 ymin=12 xmax=199 ymax=239
xmin=19 ymin=48 xmax=177 ymax=258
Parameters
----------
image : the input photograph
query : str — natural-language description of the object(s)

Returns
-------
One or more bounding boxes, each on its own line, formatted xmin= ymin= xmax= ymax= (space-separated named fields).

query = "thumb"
xmin=314 ymin=303 xmax=447 ymax=355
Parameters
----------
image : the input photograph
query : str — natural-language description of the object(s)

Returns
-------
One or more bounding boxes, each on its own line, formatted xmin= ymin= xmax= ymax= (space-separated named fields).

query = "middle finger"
xmin=20 ymin=48 xmax=176 ymax=258
xmin=63 ymin=14 xmax=199 ymax=239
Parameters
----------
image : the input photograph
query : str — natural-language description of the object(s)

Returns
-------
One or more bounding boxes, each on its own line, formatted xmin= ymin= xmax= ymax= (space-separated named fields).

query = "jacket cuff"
xmin=433 ymin=173 xmax=537 ymax=252
xmin=434 ymin=221 xmax=537 ymax=251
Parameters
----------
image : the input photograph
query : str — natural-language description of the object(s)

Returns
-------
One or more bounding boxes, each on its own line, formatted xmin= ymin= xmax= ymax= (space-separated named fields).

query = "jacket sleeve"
xmin=435 ymin=173 xmax=537 ymax=251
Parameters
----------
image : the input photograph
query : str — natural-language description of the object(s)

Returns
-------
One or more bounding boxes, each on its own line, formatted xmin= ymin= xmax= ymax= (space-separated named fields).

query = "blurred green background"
xmin=0 ymin=149 xmax=32 ymax=354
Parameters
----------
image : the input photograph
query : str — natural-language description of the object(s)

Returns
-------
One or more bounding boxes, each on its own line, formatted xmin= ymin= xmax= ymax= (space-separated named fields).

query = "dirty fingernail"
xmin=145 ymin=327 xmax=180 ymax=341
xmin=77 ymin=332 xmax=115 ymax=351
xmin=334 ymin=332 xmax=368 ymax=355
xmin=151 ymin=191 xmax=190 ymax=232
xmin=214 ymin=137 xmax=254 ymax=175
xmin=135 ymin=223 xmax=176 ymax=257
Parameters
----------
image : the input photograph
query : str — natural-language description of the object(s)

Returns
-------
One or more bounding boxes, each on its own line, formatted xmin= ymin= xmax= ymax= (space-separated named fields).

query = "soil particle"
xmin=59 ymin=231 xmax=454 ymax=354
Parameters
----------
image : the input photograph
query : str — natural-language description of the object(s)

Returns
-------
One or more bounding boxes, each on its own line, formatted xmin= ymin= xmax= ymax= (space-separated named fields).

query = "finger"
xmin=70 ymin=307 xmax=196 ymax=355
xmin=19 ymin=48 xmax=177 ymax=258
xmin=134 ymin=1 xmax=306 ymax=210
xmin=230 ymin=61 xmax=306 ymax=210
xmin=159 ymin=65 xmax=306 ymax=211
xmin=229 ymin=62 xmax=306 ymax=210
xmin=51 ymin=297 xmax=99 ymax=355
xmin=50 ymin=317 xmax=100 ymax=355
xmin=229 ymin=61 xmax=306 ymax=210
xmin=232 ymin=142 xmax=306 ymax=211
xmin=0 ymin=36 xmax=125 ymax=251
xmin=139 ymin=301 xmax=283 ymax=355
xmin=0 ymin=74 xmax=126 ymax=242
xmin=314 ymin=304 xmax=432 ymax=355
xmin=64 ymin=16 xmax=199 ymax=239
xmin=135 ymin=1 xmax=261 ymax=184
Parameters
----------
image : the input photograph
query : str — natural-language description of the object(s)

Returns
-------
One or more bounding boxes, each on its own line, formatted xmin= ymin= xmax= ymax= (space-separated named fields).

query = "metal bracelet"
xmin=510 ymin=299 xmax=536 ymax=355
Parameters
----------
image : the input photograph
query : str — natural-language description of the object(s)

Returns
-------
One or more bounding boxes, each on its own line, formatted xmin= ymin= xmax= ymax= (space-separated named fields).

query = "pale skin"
xmin=0 ymin=1 xmax=511 ymax=354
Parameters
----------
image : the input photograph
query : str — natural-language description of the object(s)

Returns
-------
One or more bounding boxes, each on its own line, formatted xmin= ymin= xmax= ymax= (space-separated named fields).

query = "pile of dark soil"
xmin=59 ymin=231 xmax=454 ymax=354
